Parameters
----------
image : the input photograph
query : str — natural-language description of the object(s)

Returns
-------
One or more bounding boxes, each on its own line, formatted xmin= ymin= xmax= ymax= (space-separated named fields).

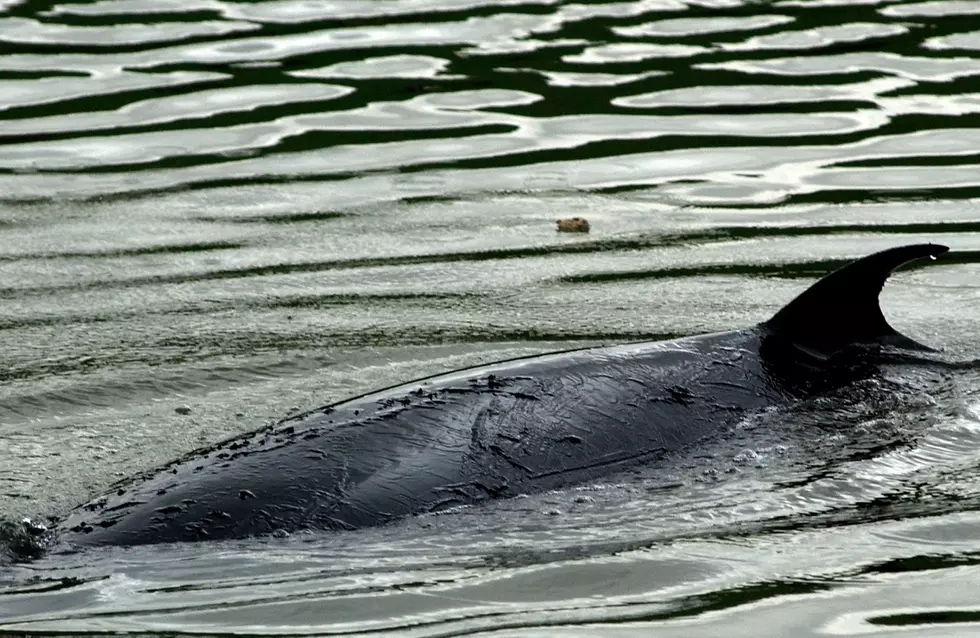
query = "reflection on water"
xmin=3 ymin=0 xmax=980 ymax=635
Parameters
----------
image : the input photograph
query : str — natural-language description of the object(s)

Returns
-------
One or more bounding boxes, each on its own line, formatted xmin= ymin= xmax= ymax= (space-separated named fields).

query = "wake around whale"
xmin=54 ymin=243 xmax=948 ymax=547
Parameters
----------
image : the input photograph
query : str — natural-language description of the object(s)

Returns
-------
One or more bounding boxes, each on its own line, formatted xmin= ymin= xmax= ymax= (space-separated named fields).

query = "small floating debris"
xmin=556 ymin=217 xmax=590 ymax=233
xmin=175 ymin=406 xmax=192 ymax=415
xmin=21 ymin=517 xmax=47 ymax=535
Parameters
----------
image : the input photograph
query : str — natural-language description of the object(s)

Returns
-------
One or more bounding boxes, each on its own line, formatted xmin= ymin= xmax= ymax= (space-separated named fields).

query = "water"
xmin=2 ymin=0 xmax=980 ymax=634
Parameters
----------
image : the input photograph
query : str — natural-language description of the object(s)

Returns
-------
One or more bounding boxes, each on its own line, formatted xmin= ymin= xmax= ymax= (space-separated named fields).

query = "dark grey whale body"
xmin=56 ymin=243 xmax=948 ymax=547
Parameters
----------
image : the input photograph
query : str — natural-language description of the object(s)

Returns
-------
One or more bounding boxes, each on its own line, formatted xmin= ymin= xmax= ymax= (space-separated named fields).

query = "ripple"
xmin=722 ymin=22 xmax=909 ymax=52
xmin=289 ymin=54 xmax=457 ymax=80
xmin=778 ymin=0 xmax=895 ymax=5
xmin=0 ymin=14 xmax=551 ymax=73
xmin=699 ymin=52 xmax=980 ymax=81
xmin=807 ymin=166 xmax=980 ymax=191
xmin=880 ymin=0 xmax=980 ymax=17
xmin=551 ymin=0 xmax=688 ymax=23
xmin=879 ymin=91 xmax=980 ymax=117
xmin=220 ymin=0 xmax=564 ymax=24
xmin=290 ymin=99 xmax=505 ymax=131
xmin=44 ymin=0 xmax=221 ymax=16
xmin=460 ymin=37 xmax=587 ymax=57
xmin=613 ymin=77 xmax=913 ymax=108
xmin=563 ymin=42 xmax=710 ymax=64
xmin=924 ymin=30 xmax=980 ymax=51
xmin=0 ymin=16 xmax=258 ymax=46
xmin=419 ymin=89 xmax=541 ymax=110
xmin=0 ymin=124 xmax=288 ymax=170
xmin=0 ymin=107 xmax=888 ymax=173
xmin=0 ymin=71 xmax=227 ymax=113
xmin=0 ymin=84 xmax=354 ymax=138
xmin=611 ymin=15 xmax=795 ymax=37
xmin=541 ymin=111 xmax=887 ymax=139
xmin=529 ymin=69 xmax=667 ymax=87
xmin=7 ymin=125 xmax=980 ymax=202
xmin=45 ymin=0 xmax=563 ymax=21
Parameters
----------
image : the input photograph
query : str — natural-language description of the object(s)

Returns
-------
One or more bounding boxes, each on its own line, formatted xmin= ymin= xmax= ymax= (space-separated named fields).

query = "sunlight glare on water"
xmin=3 ymin=0 xmax=980 ymax=635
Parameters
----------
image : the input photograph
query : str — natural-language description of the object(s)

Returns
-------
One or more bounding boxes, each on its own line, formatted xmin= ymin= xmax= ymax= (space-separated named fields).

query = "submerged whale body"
xmin=56 ymin=243 xmax=948 ymax=547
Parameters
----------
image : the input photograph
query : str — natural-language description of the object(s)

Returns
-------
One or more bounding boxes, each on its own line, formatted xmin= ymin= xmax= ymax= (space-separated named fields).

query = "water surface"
xmin=3 ymin=0 xmax=980 ymax=635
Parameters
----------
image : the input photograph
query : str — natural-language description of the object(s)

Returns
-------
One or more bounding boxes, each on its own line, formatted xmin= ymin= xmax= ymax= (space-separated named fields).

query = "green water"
xmin=3 ymin=0 xmax=980 ymax=635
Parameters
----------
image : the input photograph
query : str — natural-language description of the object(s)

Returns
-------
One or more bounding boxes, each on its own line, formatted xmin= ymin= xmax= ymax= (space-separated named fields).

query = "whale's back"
xmin=57 ymin=332 xmax=770 ymax=546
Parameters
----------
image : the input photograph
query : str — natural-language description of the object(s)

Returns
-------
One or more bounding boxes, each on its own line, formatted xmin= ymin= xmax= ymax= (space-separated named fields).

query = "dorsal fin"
xmin=764 ymin=243 xmax=948 ymax=352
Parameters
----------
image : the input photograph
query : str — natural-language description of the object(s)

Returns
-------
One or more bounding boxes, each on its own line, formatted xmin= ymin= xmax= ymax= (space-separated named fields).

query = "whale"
xmin=53 ymin=243 xmax=948 ymax=547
